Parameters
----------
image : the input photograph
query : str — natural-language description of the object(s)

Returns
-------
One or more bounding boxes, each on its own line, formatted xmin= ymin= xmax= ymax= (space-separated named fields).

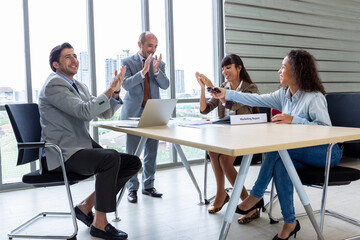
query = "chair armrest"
xmin=19 ymin=142 xmax=67 ymax=170
xmin=18 ymin=142 xmax=46 ymax=149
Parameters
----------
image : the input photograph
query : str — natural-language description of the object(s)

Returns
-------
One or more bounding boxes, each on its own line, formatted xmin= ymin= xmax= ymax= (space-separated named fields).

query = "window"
xmin=0 ymin=0 xmax=29 ymax=183
xmin=172 ymin=0 xmax=215 ymax=161
xmin=93 ymin=0 xmax=141 ymax=152
xmin=148 ymin=0 xmax=174 ymax=164
xmin=176 ymin=102 xmax=216 ymax=118
xmin=0 ymin=0 xmax=26 ymax=104
xmin=173 ymin=0 xmax=215 ymax=100
xmin=28 ymin=0 xmax=88 ymax=102
xmin=149 ymin=0 xmax=170 ymax=99
xmin=0 ymin=113 xmax=30 ymax=183
xmin=0 ymin=0 xmax=220 ymax=188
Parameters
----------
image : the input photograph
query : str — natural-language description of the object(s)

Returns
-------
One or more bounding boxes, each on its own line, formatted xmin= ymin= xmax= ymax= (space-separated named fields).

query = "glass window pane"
xmin=180 ymin=146 xmax=204 ymax=161
xmin=93 ymin=0 xmax=141 ymax=97
xmin=176 ymin=102 xmax=216 ymax=119
xmin=93 ymin=0 xmax=141 ymax=152
xmin=97 ymin=127 xmax=126 ymax=152
xmin=149 ymin=0 xmax=169 ymax=99
xmin=172 ymin=0 xmax=215 ymax=161
xmin=175 ymin=103 xmax=213 ymax=160
xmin=0 ymin=0 xmax=28 ymax=185
xmin=28 ymin=0 xmax=87 ymax=103
xmin=149 ymin=0 xmax=173 ymax=164
xmin=173 ymin=0 xmax=214 ymax=99
xmin=0 ymin=0 xmax=26 ymax=104
xmin=157 ymin=142 xmax=172 ymax=164
xmin=0 ymin=111 xmax=29 ymax=183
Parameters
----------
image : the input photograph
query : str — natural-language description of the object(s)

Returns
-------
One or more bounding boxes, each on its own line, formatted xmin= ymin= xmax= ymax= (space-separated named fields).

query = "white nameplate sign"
xmin=213 ymin=113 xmax=267 ymax=125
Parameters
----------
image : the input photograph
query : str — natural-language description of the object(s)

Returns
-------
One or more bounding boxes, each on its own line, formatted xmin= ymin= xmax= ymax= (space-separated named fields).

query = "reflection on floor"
xmin=1 ymin=160 xmax=360 ymax=240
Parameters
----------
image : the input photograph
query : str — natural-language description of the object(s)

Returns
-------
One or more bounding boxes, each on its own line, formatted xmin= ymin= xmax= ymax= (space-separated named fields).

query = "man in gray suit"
xmin=39 ymin=42 xmax=141 ymax=240
xmin=120 ymin=32 xmax=170 ymax=203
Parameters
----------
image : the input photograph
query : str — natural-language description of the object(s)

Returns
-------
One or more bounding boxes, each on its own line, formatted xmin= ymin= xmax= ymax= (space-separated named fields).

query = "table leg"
xmin=174 ymin=144 xmax=204 ymax=204
xmin=218 ymin=154 xmax=253 ymax=240
xmin=319 ymin=143 xmax=335 ymax=232
xmin=203 ymin=153 xmax=211 ymax=204
xmin=278 ymin=150 xmax=325 ymax=240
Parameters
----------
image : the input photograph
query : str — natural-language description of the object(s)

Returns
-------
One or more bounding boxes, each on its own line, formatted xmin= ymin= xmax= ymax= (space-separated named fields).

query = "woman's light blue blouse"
xmin=225 ymin=88 xmax=332 ymax=126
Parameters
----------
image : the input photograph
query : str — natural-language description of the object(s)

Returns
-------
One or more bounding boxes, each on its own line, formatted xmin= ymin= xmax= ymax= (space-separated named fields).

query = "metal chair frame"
xmin=267 ymin=144 xmax=360 ymax=240
xmin=8 ymin=143 xmax=78 ymax=240
xmin=6 ymin=103 xmax=127 ymax=239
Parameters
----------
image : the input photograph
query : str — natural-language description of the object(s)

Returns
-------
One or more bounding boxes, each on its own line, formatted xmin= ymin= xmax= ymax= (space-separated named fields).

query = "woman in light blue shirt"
xmin=209 ymin=50 xmax=342 ymax=240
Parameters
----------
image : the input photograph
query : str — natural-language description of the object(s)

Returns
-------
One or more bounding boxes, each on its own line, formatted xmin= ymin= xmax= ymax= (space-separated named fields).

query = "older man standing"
xmin=120 ymin=32 xmax=170 ymax=203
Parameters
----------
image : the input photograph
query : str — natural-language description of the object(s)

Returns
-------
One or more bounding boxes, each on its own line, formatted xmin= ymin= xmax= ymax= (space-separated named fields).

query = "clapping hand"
xmin=142 ymin=53 xmax=153 ymax=76
xmin=195 ymin=72 xmax=205 ymax=89
xmin=112 ymin=65 xmax=127 ymax=92
xmin=195 ymin=72 xmax=215 ymax=88
xmin=153 ymin=53 xmax=162 ymax=73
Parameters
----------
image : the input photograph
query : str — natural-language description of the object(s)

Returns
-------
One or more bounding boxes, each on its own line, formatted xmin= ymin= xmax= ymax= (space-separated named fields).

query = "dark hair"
xmin=49 ymin=42 xmax=73 ymax=72
xmin=287 ymin=49 xmax=326 ymax=95
xmin=221 ymin=54 xmax=253 ymax=84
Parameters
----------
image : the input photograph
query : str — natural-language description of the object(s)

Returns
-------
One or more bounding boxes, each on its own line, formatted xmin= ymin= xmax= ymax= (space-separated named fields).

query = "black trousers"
xmin=48 ymin=140 xmax=141 ymax=213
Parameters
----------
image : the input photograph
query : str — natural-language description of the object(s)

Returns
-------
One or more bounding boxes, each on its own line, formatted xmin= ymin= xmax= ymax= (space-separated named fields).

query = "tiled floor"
xmin=1 ymin=160 xmax=360 ymax=240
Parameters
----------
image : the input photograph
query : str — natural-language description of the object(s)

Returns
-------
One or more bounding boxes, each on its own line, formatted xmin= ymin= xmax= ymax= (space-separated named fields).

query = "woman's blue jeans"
xmin=250 ymin=144 xmax=342 ymax=223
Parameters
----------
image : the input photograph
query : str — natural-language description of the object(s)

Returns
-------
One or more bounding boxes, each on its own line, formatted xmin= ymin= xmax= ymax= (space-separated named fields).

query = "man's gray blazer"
xmin=120 ymin=54 xmax=169 ymax=120
xmin=38 ymin=72 xmax=122 ymax=171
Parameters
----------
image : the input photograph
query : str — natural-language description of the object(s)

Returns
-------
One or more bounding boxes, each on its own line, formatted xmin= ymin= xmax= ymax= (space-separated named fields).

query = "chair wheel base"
xmin=270 ymin=218 xmax=279 ymax=224
xmin=204 ymin=199 xmax=210 ymax=205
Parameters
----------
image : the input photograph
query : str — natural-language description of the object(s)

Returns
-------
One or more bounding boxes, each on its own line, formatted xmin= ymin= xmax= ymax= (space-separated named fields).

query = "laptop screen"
xmin=116 ymin=99 xmax=177 ymax=128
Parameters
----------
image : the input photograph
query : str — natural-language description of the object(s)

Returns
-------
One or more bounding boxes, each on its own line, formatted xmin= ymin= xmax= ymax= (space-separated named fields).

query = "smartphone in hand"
xmin=207 ymin=87 xmax=221 ymax=93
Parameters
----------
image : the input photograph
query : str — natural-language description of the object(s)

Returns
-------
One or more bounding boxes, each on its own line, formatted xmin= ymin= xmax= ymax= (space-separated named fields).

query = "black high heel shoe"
xmin=235 ymin=198 xmax=264 ymax=215
xmin=272 ymin=220 xmax=301 ymax=240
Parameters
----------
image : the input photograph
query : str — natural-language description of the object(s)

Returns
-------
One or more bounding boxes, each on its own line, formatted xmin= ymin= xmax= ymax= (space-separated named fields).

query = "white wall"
xmin=224 ymin=0 xmax=360 ymax=93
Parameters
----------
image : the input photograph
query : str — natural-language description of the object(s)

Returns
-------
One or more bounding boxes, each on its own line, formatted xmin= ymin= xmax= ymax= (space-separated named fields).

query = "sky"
xmin=0 ymin=0 xmax=214 ymax=96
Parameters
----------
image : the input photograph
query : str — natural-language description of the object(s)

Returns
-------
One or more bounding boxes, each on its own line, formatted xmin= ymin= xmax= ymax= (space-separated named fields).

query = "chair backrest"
xmin=326 ymin=93 xmax=360 ymax=157
xmin=259 ymin=107 xmax=271 ymax=122
xmin=5 ymin=103 xmax=42 ymax=165
xmin=252 ymin=107 xmax=271 ymax=122
xmin=326 ymin=93 xmax=360 ymax=128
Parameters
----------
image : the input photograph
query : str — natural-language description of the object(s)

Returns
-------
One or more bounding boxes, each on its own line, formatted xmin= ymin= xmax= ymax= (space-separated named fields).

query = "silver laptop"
xmin=116 ymin=99 xmax=178 ymax=128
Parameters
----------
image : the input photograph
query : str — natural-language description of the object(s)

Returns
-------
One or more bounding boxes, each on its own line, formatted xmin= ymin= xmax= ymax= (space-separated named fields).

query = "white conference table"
xmin=91 ymin=121 xmax=360 ymax=240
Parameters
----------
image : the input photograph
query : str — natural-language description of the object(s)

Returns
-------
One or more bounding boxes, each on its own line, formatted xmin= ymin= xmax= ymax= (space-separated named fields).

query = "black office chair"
xmin=203 ymin=107 xmax=271 ymax=205
xmin=5 ymin=103 xmax=92 ymax=240
xmin=267 ymin=93 xmax=360 ymax=237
